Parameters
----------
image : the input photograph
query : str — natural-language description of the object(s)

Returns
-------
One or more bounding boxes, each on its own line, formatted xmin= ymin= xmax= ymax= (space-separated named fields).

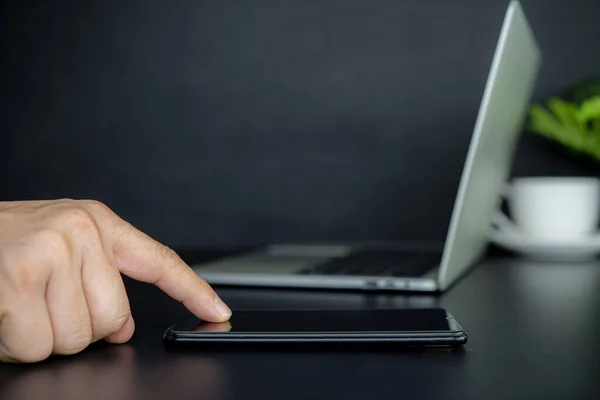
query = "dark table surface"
xmin=1 ymin=252 xmax=600 ymax=400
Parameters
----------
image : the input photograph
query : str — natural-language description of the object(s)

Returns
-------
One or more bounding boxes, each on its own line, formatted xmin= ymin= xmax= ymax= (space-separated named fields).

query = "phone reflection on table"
xmin=193 ymin=321 xmax=232 ymax=333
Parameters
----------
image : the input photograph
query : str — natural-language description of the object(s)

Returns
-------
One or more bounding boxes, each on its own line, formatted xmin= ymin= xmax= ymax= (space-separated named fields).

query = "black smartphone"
xmin=163 ymin=308 xmax=468 ymax=348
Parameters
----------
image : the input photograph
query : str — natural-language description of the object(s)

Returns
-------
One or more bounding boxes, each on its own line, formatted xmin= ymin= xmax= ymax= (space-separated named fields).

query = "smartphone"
xmin=163 ymin=308 xmax=468 ymax=348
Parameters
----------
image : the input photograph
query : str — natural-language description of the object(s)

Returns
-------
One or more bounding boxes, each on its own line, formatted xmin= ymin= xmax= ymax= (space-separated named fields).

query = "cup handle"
xmin=492 ymin=211 xmax=519 ymax=233
xmin=492 ymin=184 xmax=519 ymax=234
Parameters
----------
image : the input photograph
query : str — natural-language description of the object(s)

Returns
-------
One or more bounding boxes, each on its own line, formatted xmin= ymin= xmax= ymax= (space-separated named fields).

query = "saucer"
xmin=489 ymin=228 xmax=600 ymax=261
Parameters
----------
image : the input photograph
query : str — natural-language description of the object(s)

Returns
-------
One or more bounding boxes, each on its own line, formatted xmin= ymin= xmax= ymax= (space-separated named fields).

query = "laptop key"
xmin=299 ymin=250 xmax=441 ymax=278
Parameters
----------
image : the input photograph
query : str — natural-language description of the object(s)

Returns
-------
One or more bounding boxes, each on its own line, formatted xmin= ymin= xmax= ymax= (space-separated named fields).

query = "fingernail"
xmin=214 ymin=296 xmax=232 ymax=318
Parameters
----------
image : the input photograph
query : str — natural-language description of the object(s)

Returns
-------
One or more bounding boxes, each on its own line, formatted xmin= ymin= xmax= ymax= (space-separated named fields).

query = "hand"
xmin=0 ymin=199 xmax=232 ymax=363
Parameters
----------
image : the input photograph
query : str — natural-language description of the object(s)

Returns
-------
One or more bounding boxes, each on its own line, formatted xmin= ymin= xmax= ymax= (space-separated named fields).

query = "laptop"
xmin=192 ymin=0 xmax=541 ymax=292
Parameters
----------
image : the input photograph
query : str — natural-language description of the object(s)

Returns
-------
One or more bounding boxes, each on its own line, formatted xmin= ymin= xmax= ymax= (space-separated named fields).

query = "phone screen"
xmin=171 ymin=308 xmax=455 ymax=333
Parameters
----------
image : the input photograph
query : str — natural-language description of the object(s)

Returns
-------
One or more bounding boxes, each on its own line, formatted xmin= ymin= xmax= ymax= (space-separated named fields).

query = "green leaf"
xmin=576 ymin=96 xmax=600 ymax=124
xmin=529 ymin=105 xmax=573 ymax=138
xmin=547 ymin=97 xmax=582 ymax=131
xmin=529 ymin=103 xmax=585 ymax=151
xmin=528 ymin=92 xmax=600 ymax=163
xmin=593 ymin=119 xmax=600 ymax=136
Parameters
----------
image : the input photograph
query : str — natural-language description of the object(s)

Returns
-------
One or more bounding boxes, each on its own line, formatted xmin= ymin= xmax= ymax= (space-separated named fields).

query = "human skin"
xmin=0 ymin=199 xmax=231 ymax=363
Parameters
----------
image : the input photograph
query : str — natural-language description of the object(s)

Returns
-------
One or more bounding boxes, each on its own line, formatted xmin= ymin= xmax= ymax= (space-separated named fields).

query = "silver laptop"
xmin=193 ymin=1 xmax=541 ymax=292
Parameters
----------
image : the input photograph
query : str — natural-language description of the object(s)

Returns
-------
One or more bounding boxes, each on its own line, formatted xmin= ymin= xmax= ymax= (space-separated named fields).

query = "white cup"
xmin=494 ymin=177 xmax=600 ymax=241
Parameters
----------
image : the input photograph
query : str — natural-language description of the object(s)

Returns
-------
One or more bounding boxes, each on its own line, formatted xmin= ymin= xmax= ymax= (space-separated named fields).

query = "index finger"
xmin=86 ymin=202 xmax=231 ymax=323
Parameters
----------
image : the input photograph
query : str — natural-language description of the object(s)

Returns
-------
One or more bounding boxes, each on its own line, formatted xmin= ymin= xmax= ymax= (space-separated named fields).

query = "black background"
xmin=2 ymin=0 xmax=600 ymax=248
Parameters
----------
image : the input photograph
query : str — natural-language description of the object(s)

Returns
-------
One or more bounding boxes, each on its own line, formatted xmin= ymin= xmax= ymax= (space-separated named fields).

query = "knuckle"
xmin=21 ymin=350 xmax=53 ymax=363
xmin=29 ymin=346 xmax=53 ymax=363
xmin=59 ymin=206 xmax=97 ymax=233
xmin=5 ymin=252 xmax=51 ymax=294
xmin=155 ymin=245 xmax=186 ymax=279
xmin=9 ymin=341 xmax=53 ymax=363
xmin=1 ymin=234 xmax=68 ymax=293
xmin=82 ymin=200 xmax=113 ymax=217
xmin=159 ymin=245 xmax=180 ymax=262
xmin=93 ymin=295 xmax=131 ymax=337
xmin=99 ymin=312 xmax=130 ymax=336
xmin=56 ymin=327 xmax=92 ymax=355
xmin=33 ymin=228 xmax=71 ymax=257
xmin=12 ymin=260 xmax=43 ymax=293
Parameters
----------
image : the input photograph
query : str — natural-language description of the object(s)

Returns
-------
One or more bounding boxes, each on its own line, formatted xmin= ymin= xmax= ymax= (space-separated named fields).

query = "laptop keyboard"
xmin=297 ymin=250 xmax=442 ymax=277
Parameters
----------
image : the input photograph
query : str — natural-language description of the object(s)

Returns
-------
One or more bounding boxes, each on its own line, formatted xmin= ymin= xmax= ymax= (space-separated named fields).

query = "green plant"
xmin=528 ymin=95 xmax=600 ymax=160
